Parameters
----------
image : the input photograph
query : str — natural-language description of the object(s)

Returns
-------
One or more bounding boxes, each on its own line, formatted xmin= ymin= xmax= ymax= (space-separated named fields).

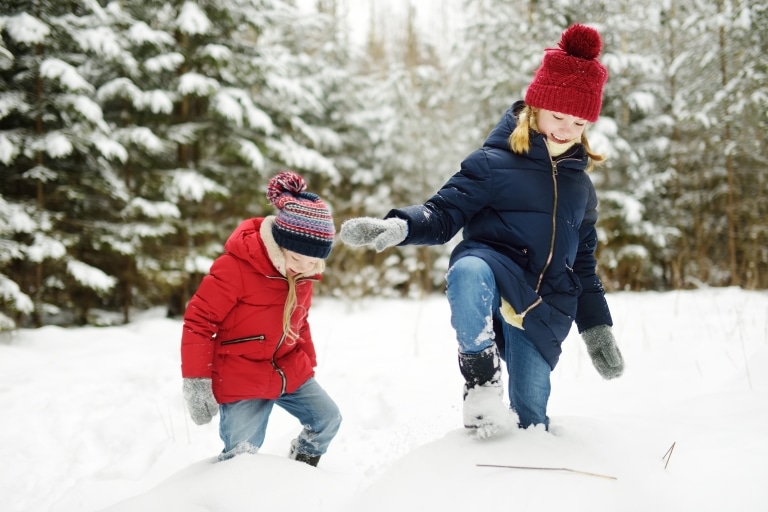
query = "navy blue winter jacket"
xmin=386 ymin=101 xmax=612 ymax=369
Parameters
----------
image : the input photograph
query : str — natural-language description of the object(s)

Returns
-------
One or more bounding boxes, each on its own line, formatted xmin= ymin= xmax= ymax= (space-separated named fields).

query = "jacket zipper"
xmin=272 ymin=332 xmax=288 ymax=395
xmin=265 ymin=274 xmax=318 ymax=396
xmin=513 ymin=145 xmax=583 ymax=324
xmin=268 ymin=274 xmax=312 ymax=396
xmin=534 ymin=148 xmax=582 ymax=293
xmin=536 ymin=156 xmax=559 ymax=293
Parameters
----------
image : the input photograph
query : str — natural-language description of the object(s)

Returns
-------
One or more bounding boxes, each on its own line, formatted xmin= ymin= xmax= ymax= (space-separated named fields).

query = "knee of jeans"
xmin=448 ymin=256 xmax=492 ymax=284
xmin=331 ymin=412 xmax=342 ymax=433
xmin=319 ymin=402 xmax=342 ymax=431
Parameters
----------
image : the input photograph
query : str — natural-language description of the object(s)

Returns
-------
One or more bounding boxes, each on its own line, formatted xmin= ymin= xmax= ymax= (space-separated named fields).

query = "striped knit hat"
xmin=267 ymin=171 xmax=335 ymax=259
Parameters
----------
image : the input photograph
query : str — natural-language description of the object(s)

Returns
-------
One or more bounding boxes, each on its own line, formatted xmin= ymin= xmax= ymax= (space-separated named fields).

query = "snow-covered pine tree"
xmin=1 ymin=0 xmax=363 ymax=325
xmin=0 ymin=2 xmax=127 ymax=327
xmin=275 ymin=1 xmax=391 ymax=298
xmin=325 ymin=1 xmax=459 ymax=298
xmin=578 ymin=0 xmax=674 ymax=291
xmin=106 ymin=0 xmax=366 ymax=313
xmin=645 ymin=0 xmax=768 ymax=288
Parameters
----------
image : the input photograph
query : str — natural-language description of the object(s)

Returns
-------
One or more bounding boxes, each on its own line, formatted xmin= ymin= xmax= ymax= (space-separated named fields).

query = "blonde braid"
xmin=508 ymin=106 xmax=533 ymax=154
xmin=283 ymin=273 xmax=299 ymax=345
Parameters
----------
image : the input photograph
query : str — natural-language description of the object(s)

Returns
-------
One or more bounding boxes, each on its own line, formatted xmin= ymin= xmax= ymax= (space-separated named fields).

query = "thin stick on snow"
xmin=662 ymin=441 xmax=676 ymax=469
xmin=477 ymin=464 xmax=617 ymax=480
xmin=154 ymin=400 xmax=171 ymax=440
xmin=738 ymin=317 xmax=753 ymax=391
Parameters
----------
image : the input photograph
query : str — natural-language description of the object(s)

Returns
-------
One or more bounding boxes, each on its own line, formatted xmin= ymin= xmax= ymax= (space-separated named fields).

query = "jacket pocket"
xmin=217 ymin=334 xmax=268 ymax=357
xmin=546 ymin=266 xmax=582 ymax=297
xmin=563 ymin=265 xmax=582 ymax=296
xmin=506 ymin=246 xmax=531 ymax=270
xmin=220 ymin=334 xmax=265 ymax=345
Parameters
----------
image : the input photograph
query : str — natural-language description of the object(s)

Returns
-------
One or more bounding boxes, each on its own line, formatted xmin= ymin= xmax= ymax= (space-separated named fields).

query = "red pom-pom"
xmin=558 ymin=24 xmax=602 ymax=60
xmin=267 ymin=171 xmax=306 ymax=208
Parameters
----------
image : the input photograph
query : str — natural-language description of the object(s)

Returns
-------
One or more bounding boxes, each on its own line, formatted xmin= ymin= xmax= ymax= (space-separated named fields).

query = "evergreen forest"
xmin=1 ymin=0 xmax=766 ymax=329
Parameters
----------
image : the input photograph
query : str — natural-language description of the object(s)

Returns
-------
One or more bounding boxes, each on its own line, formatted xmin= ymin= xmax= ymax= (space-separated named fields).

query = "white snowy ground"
xmin=1 ymin=288 xmax=767 ymax=512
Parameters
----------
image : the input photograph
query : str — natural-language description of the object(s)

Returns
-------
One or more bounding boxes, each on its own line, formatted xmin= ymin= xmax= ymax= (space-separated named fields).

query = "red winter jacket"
xmin=181 ymin=217 xmax=322 ymax=403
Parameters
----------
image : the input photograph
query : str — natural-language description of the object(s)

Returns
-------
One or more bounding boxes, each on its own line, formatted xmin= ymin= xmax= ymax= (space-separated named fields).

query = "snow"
xmin=143 ymin=52 xmax=185 ymax=74
xmin=237 ymin=138 xmax=266 ymax=170
xmin=66 ymin=260 xmax=117 ymax=292
xmin=175 ymin=2 xmax=211 ymax=36
xmin=1 ymin=288 xmax=767 ymax=512
xmin=96 ymin=78 xmax=173 ymax=115
xmin=178 ymin=72 xmax=220 ymax=97
xmin=209 ymin=88 xmax=274 ymax=133
xmin=0 ymin=132 xmax=19 ymax=164
xmin=39 ymin=59 xmax=93 ymax=93
xmin=91 ymin=134 xmax=127 ymax=162
xmin=0 ymin=275 xmax=33 ymax=313
xmin=602 ymin=190 xmax=645 ymax=224
xmin=124 ymin=198 xmax=180 ymax=220
xmin=116 ymin=127 xmax=166 ymax=153
xmin=266 ymin=136 xmax=339 ymax=180
xmin=3 ymin=12 xmax=50 ymax=45
xmin=0 ymin=199 xmax=34 ymax=233
xmin=70 ymin=96 xmax=109 ymax=131
xmin=40 ymin=131 xmax=74 ymax=159
xmin=212 ymin=90 xmax=250 ymax=127
xmin=166 ymin=169 xmax=229 ymax=202
xmin=25 ymin=233 xmax=66 ymax=263
xmin=200 ymin=44 xmax=232 ymax=62
xmin=76 ymin=27 xmax=125 ymax=60
xmin=135 ymin=90 xmax=175 ymax=115
xmin=127 ymin=22 xmax=176 ymax=47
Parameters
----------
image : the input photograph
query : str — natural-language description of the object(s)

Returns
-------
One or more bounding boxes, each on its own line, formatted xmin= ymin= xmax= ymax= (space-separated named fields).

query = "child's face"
xmin=536 ymin=109 xmax=588 ymax=144
xmin=282 ymin=249 xmax=321 ymax=276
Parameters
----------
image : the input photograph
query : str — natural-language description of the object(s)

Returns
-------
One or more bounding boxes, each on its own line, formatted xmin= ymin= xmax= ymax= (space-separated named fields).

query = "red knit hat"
xmin=524 ymin=24 xmax=608 ymax=122
xmin=267 ymin=171 xmax=335 ymax=259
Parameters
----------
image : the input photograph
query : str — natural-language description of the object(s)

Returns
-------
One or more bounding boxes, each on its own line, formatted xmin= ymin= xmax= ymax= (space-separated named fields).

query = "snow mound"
xmin=102 ymin=454 xmax=356 ymax=512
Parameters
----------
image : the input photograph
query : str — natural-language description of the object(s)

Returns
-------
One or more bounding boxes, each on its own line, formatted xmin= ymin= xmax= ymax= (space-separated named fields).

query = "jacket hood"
xmin=483 ymin=102 xmax=523 ymax=150
xmin=224 ymin=217 xmax=325 ymax=278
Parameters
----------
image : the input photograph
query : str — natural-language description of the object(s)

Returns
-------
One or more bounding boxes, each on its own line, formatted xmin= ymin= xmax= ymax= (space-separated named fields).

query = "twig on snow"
xmin=662 ymin=442 xmax=676 ymax=469
xmin=477 ymin=464 xmax=617 ymax=480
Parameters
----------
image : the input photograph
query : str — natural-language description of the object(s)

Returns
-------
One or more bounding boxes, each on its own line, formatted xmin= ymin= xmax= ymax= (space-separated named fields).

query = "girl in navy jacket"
xmin=341 ymin=24 xmax=624 ymax=436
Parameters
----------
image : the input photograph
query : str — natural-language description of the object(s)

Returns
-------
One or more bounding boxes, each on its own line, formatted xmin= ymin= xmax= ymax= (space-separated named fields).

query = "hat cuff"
xmin=525 ymin=85 xmax=602 ymax=122
xmin=272 ymin=227 xmax=333 ymax=259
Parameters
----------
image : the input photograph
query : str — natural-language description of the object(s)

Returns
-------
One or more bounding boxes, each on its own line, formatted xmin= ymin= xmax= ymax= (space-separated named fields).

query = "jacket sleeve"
xmin=573 ymin=184 xmax=613 ymax=332
xmin=385 ymin=149 xmax=494 ymax=246
xmin=180 ymin=254 xmax=243 ymax=377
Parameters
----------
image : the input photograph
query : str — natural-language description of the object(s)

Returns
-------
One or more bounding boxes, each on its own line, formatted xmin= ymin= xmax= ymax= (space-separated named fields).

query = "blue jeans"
xmin=446 ymin=256 xmax=551 ymax=428
xmin=218 ymin=377 xmax=341 ymax=460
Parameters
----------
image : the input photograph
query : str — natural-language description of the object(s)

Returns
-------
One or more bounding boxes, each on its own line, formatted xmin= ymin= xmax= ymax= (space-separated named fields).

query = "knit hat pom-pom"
xmin=267 ymin=171 xmax=307 ymax=208
xmin=558 ymin=24 xmax=602 ymax=60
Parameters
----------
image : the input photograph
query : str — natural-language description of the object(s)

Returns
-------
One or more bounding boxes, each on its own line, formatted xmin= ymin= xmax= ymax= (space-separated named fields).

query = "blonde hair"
xmin=282 ymin=273 xmax=299 ymax=344
xmin=508 ymin=106 xmax=605 ymax=171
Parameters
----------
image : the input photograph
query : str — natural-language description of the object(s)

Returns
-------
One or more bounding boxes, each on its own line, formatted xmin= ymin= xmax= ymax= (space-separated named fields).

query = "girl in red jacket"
xmin=181 ymin=171 xmax=340 ymax=466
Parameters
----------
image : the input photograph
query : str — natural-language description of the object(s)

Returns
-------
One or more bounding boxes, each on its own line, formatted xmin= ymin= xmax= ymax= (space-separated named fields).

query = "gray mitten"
xmin=581 ymin=325 xmax=624 ymax=379
xmin=340 ymin=217 xmax=408 ymax=252
xmin=183 ymin=377 xmax=218 ymax=425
